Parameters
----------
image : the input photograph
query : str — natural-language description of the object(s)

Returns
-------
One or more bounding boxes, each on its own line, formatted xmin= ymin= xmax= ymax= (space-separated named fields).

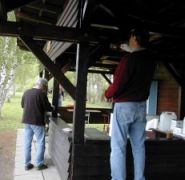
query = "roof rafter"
xmin=0 ymin=21 xmax=108 ymax=44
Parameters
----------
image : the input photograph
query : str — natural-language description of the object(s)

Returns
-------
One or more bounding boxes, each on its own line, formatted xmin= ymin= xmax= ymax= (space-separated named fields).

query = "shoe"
xmin=25 ymin=163 xmax=34 ymax=170
xmin=37 ymin=164 xmax=48 ymax=170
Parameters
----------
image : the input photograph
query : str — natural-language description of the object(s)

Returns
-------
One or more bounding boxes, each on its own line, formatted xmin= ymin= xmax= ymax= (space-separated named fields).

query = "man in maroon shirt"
xmin=105 ymin=28 xmax=155 ymax=180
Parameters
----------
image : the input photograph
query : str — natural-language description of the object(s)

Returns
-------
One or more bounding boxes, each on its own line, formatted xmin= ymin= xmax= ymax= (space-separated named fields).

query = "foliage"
xmin=87 ymin=72 xmax=111 ymax=104
xmin=64 ymin=70 xmax=112 ymax=107
xmin=0 ymin=12 xmax=40 ymax=116
xmin=14 ymin=50 xmax=40 ymax=91
xmin=0 ymin=35 xmax=17 ymax=116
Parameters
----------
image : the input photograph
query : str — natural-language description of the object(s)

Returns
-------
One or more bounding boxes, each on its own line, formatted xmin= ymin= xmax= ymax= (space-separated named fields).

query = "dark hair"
xmin=129 ymin=28 xmax=149 ymax=47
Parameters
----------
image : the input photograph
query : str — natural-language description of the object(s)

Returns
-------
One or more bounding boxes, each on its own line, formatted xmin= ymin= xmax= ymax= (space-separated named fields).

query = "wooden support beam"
xmin=27 ymin=2 xmax=62 ymax=14
xmin=69 ymin=67 xmax=113 ymax=74
xmin=0 ymin=21 xmax=108 ymax=44
xmin=5 ymin=0 xmax=37 ymax=12
xmin=72 ymin=43 xmax=90 ymax=144
xmin=52 ymin=78 xmax=59 ymax=118
xmin=71 ymin=43 xmax=90 ymax=179
xmin=101 ymin=73 xmax=112 ymax=84
xmin=19 ymin=36 xmax=76 ymax=100
xmin=15 ymin=11 xmax=56 ymax=25
xmin=0 ymin=0 xmax=7 ymax=21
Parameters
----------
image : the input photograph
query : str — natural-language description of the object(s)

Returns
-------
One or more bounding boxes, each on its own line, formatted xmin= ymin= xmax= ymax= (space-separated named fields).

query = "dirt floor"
xmin=0 ymin=130 xmax=16 ymax=180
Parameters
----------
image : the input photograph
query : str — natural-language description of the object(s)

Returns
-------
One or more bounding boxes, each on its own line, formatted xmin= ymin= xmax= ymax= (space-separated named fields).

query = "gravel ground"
xmin=0 ymin=130 xmax=16 ymax=180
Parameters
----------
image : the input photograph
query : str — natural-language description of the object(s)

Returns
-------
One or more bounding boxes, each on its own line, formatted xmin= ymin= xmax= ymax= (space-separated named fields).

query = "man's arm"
xmin=41 ymin=93 xmax=53 ymax=111
xmin=105 ymin=56 xmax=130 ymax=99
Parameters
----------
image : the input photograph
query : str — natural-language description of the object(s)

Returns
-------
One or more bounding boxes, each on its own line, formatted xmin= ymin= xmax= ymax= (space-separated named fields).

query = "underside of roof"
xmin=1 ymin=0 xmax=185 ymax=82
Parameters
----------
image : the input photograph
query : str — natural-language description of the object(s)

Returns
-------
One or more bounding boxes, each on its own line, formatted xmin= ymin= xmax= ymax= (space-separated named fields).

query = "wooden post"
xmin=72 ymin=43 xmax=90 ymax=143
xmin=52 ymin=78 xmax=59 ymax=118
xmin=71 ymin=43 xmax=90 ymax=179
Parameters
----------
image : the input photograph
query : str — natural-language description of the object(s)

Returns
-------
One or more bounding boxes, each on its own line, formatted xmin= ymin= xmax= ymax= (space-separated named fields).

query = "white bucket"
xmin=158 ymin=112 xmax=177 ymax=132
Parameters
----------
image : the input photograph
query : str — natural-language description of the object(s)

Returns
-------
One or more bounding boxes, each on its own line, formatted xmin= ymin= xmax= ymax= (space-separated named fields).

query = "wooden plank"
xmin=19 ymin=36 xmax=76 ymax=99
xmin=0 ymin=21 xmax=107 ymax=44
xmin=27 ymin=2 xmax=62 ymax=14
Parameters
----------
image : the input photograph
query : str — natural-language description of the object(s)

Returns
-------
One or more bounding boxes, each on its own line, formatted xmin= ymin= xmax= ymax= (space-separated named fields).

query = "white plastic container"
xmin=158 ymin=112 xmax=177 ymax=132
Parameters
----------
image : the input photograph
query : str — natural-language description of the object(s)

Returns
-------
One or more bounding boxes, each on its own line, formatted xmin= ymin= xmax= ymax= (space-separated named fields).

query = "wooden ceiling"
xmin=1 ymin=0 xmax=185 ymax=78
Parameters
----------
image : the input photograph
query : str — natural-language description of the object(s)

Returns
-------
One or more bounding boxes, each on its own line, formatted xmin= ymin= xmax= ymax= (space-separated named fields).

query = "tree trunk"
xmin=0 ymin=36 xmax=17 ymax=116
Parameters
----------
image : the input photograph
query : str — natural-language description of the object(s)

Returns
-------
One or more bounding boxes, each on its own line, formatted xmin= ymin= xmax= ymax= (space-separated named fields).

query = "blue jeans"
xmin=24 ymin=124 xmax=46 ymax=166
xmin=111 ymin=102 xmax=146 ymax=180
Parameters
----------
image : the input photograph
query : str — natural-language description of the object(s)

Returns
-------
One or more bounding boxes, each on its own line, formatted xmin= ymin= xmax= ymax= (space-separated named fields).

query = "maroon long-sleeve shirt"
xmin=105 ymin=50 xmax=155 ymax=102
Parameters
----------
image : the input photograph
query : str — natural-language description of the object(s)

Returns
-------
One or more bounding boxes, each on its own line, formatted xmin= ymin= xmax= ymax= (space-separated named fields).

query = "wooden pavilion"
xmin=1 ymin=0 xmax=185 ymax=179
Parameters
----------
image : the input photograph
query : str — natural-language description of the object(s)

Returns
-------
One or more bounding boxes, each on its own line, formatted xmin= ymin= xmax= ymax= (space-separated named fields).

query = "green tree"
xmin=0 ymin=12 xmax=39 ymax=117
xmin=15 ymin=49 xmax=39 ymax=92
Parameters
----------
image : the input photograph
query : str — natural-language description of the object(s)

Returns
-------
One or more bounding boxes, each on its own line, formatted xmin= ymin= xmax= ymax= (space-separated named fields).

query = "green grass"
xmin=0 ymin=92 xmax=24 ymax=131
